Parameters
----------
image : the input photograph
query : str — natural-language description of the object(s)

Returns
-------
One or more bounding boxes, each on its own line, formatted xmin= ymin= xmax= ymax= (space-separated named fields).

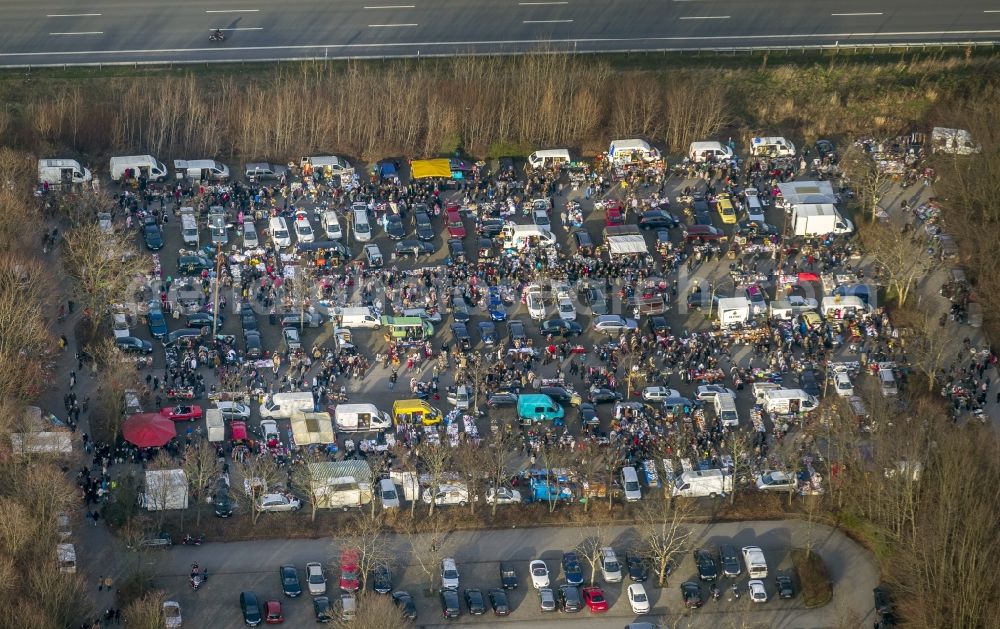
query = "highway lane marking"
xmin=49 ymin=32 xmax=103 ymax=35
xmin=523 ymin=19 xmax=574 ymax=23
xmin=519 ymin=2 xmax=569 ymax=5
xmin=47 ymin=14 xmax=102 ymax=17
xmin=985 ymin=10 xmax=1000 ymax=12
xmin=679 ymin=16 xmax=730 ymax=20
xmin=205 ymin=9 xmax=261 ymax=13
xmin=364 ymin=5 xmax=416 ymax=8
xmin=209 ymin=27 xmax=264 ymax=31
xmin=368 ymin=23 xmax=419 ymax=27
xmin=12 ymin=29 xmax=1000 ymax=58
xmin=831 ymin=12 xmax=883 ymax=17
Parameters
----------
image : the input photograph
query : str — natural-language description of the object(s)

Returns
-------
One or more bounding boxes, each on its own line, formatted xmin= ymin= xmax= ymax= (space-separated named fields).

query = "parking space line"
xmin=209 ymin=27 xmax=264 ymax=31
xmin=205 ymin=9 xmax=261 ymax=13
xmin=519 ymin=2 xmax=569 ymax=5
xmin=679 ymin=16 xmax=730 ymax=20
xmin=523 ymin=19 xmax=573 ymax=23
xmin=368 ymin=23 xmax=419 ymax=27
xmin=50 ymin=32 xmax=103 ymax=35
xmin=47 ymin=13 xmax=102 ymax=17
xmin=831 ymin=12 xmax=883 ymax=16
xmin=364 ymin=5 xmax=416 ymax=8
xmin=985 ymin=9 xmax=1000 ymax=12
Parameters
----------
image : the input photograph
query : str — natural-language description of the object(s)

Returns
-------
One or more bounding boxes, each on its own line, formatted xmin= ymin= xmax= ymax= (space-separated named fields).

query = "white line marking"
xmin=206 ymin=9 xmax=260 ymax=13
xmin=523 ymin=19 xmax=573 ymax=23
xmin=10 ymin=29 xmax=1000 ymax=59
xmin=47 ymin=13 xmax=102 ymax=17
xmin=519 ymin=2 xmax=569 ymax=5
xmin=679 ymin=15 xmax=730 ymax=20
xmin=209 ymin=27 xmax=264 ymax=31
xmin=49 ymin=32 xmax=103 ymax=35
xmin=368 ymin=23 xmax=418 ymax=27
xmin=831 ymin=12 xmax=883 ymax=16
xmin=364 ymin=5 xmax=415 ymax=8
xmin=985 ymin=9 xmax=1000 ymax=12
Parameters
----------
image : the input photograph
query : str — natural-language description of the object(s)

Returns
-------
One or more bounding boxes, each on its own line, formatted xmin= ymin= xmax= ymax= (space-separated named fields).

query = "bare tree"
xmin=89 ymin=339 xmax=143 ymax=443
xmin=483 ymin=428 xmax=520 ymax=518
xmin=638 ymin=498 xmax=694 ymax=587
xmin=452 ymin=440 xmax=487 ymax=516
xmin=567 ymin=440 xmax=609 ymax=513
xmin=330 ymin=592 xmax=413 ymax=629
xmin=574 ymin=524 xmax=609 ymax=586
xmin=233 ymin=454 xmax=283 ymax=526
xmin=904 ymin=306 xmax=961 ymax=392
xmin=0 ymin=253 xmax=56 ymax=403
xmin=417 ymin=442 xmax=452 ymax=517
xmin=61 ymin=222 xmax=148 ymax=321
xmin=726 ymin=428 xmax=756 ymax=505
xmin=336 ymin=512 xmax=394 ymax=593
xmin=288 ymin=450 xmax=327 ymax=523
xmin=121 ymin=590 xmax=166 ymax=629
xmin=839 ymin=141 xmax=897 ymax=223
xmin=859 ymin=220 xmax=930 ymax=307
xmin=180 ymin=443 xmax=220 ymax=528
xmin=534 ymin=441 xmax=570 ymax=514
xmin=403 ymin=514 xmax=450 ymax=592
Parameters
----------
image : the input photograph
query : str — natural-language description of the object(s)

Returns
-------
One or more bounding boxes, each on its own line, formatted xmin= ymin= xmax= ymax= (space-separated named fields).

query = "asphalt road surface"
xmin=1 ymin=0 xmax=998 ymax=66
xmin=128 ymin=520 xmax=878 ymax=628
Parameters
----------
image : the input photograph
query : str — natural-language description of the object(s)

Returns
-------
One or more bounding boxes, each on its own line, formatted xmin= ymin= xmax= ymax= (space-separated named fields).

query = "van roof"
xmin=530 ymin=149 xmax=570 ymax=158
xmin=609 ymin=139 xmax=652 ymax=153
xmin=690 ymin=141 xmax=725 ymax=150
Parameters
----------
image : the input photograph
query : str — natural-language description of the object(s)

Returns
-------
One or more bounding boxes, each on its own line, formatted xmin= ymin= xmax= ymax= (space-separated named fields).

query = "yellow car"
xmin=716 ymin=194 xmax=737 ymax=224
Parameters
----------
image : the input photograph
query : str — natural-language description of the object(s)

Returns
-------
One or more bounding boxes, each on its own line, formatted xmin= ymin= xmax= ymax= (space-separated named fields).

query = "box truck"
xmin=717 ymin=297 xmax=751 ymax=326
xmin=791 ymin=204 xmax=854 ymax=237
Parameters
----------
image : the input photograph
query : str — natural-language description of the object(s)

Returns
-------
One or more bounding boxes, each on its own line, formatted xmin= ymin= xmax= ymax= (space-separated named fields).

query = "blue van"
xmin=517 ymin=394 xmax=565 ymax=425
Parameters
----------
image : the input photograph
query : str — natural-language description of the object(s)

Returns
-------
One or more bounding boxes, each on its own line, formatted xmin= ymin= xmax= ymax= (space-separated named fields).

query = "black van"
xmin=572 ymin=229 xmax=595 ymax=255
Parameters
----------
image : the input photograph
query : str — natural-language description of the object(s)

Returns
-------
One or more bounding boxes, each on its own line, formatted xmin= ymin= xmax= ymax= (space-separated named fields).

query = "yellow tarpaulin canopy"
xmin=410 ymin=158 xmax=452 ymax=180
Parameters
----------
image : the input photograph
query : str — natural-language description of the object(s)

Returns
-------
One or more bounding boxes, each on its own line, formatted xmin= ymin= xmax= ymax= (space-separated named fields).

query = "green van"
xmin=517 ymin=394 xmax=565 ymax=425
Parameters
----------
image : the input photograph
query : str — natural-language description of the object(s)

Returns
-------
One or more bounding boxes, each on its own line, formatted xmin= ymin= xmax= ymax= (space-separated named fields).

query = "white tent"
xmin=290 ymin=412 xmax=336 ymax=445
xmin=140 ymin=469 xmax=188 ymax=511
xmin=10 ymin=406 xmax=72 ymax=455
xmin=777 ymin=181 xmax=836 ymax=206
xmin=608 ymin=235 xmax=648 ymax=256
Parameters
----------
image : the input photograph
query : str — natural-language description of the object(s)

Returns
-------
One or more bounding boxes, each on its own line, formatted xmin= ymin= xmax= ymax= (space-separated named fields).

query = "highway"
xmin=0 ymin=0 xmax=997 ymax=66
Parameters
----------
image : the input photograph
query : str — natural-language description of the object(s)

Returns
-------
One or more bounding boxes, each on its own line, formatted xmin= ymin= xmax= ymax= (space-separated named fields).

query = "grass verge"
xmin=791 ymin=547 xmax=833 ymax=608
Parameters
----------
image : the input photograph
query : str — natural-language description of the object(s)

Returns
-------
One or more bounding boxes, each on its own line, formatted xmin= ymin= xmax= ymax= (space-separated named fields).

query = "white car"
xmin=756 ymin=471 xmax=796 ymax=493
xmin=378 ymin=478 xmax=400 ymax=509
xmin=529 ymin=560 xmax=550 ymax=588
xmin=833 ymin=371 xmax=854 ymax=397
xmin=695 ymin=384 xmax=736 ymax=401
xmin=787 ymin=295 xmax=819 ymax=310
xmin=599 ymin=547 xmax=622 ymax=583
xmin=641 ymin=387 xmax=681 ymax=401
xmin=162 ymin=600 xmax=182 ymax=628
xmin=294 ymin=214 xmax=315 ymax=243
xmin=306 ymin=562 xmax=327 ymax=595
xmin=257 ymin=493 xmax=301 ymax=512
xmin=557 ymin=296 xmax=577 ymax=321
xmin=215 ymin=401 xmax=251 ymax=420
xmin=627 ymin=583 xmax=650 ymax=614
xmin=527 ymin=287 xmax=547 ymax=320
xmin=261 ymin=420 xmax=280 ymax=444
xmin=485 ymin=487 xmax=522 ymax=505
xmin=748 ymin=579 xmax=768 ymax=603
xmin=441 ymin=558 xmax=460 ymax=590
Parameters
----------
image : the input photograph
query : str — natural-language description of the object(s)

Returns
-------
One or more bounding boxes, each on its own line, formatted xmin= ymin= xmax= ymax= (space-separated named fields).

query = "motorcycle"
xmin=182 ymin=534 xmax=204 ymax=546
xmin=189 ymin=564 xmax=208 ymax=590
xmin=731 ymin=583 xmax=740 ymax=599
xmin=209 ymin=30 xmax=225 ymax=42
xmin=711 ymin=584 xmax=720 ymax=601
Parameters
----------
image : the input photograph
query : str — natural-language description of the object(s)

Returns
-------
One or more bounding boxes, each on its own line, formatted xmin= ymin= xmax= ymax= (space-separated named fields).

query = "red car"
xmin=582 ymin=586 xmax=608 ymax=612
xmin=339 ymin=549 xmax=360 ymax=592
xmin=446 ymin=209 xmax=466 ymax=238
xmin=264 ymin=600 xmax=284 ymax=624
xmin=159 ymin=405 xmax=203 ymax=422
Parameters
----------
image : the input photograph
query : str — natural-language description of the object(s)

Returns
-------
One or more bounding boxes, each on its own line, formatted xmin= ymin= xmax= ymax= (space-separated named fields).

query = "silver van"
xmin=352 ymin=207 xmax=372 ymax=242
xmin=242 ymin=220 xmax=259 ymax=249
xmin=878 ymin=369 xmax=898 ymax=397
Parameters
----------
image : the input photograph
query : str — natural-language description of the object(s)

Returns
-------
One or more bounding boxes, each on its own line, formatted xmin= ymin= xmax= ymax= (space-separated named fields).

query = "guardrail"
xmin=3 ymin=40 xmax=997 ymax=70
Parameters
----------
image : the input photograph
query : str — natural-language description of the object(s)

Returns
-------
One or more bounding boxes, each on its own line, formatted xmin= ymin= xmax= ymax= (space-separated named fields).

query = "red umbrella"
xmin=122 ymin=412 xmax=177 ymax=447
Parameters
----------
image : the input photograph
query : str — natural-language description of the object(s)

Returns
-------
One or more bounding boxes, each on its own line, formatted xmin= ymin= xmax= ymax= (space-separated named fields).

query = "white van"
xmin=714 ymin=392 xmax=740 ymax=427
xmin=57 ymin=543 xmax=77 ymax=574
xmin=38 ymin=159 xmax=91 ymax=185
xmin=334 ymin=403 xmax=392 ymax=432
xmin=110 ymin=155 xmax=168 ymax=182
xmin=379 ymin=478 xmax=401 ymax=509
xmin=269 ymin=216 xmax=291 ymax=248
xmin=335 ymin=306 xmax=381 ymax=329
xmin=242 ymin=220 xmax=259 ymax=249
xmin=302 ymin=155 xmax=354 ymax=177
xmin=501 ymin=224 xmax=557 ymax=250
xmin=173 ymin=159 xmax=229 ymax=181
xmin=821 ymin=296 xmax=867 ymax=320
xmin=321 ymin=211 xmax=343 ymax=240
xmin=688 ymin=141 xmax=734 ymax=163
xmin=752 ymin=382 xmax=783 ymax=404
xmin=260 ymin=392 xmax=315 ymax=419
xmin=761 ymin=388 xmax=819 ymax=415
xmin=352 ymin=207 xmax=372 ymax=242
xmin=744 ymin=188 xmax=765 ymax=222
xmin=621 ymin=466 xmax=642 ymax=502
xmin=878 ymin=369 xmax=898 ymax=397
xmin=609 ymin=139 xmax=659 ymax=165
xmin=741 ymin=546 xmax=768 ymax=578
xmin=750 ymin=136 xmax=796 ymax=157
xmin=527 ymin=149 xmax=571 ymax=170
xmin=671 ymin=469 xmax=732 ymax=498
xmin=179 ymin=208 xmax=199 ymax=246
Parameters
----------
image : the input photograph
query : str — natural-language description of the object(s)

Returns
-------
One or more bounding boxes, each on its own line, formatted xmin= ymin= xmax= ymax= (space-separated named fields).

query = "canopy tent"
xmin=607 ymin=235 xmax=648 ymax=256
xmin=122 ymin=413 xmax=176 ymax=447
xmin=290 ymin=412 xmax=336 ymax=445
xmin=308 ymin=460 xmax=373 ymax=485
xmin=777 ymin=180 xmax=836 ymax=206
xmin=410 ymin=159 xmax=452 ymax=180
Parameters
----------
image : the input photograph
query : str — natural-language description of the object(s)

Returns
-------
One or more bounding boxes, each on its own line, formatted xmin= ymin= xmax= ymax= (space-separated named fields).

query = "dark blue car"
xmin=147 ymin=305 xmax=168 ymax=339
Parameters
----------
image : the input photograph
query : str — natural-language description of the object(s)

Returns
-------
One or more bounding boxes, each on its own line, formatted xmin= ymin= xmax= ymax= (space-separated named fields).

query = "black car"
xmin=312 ymin=596 xmax=334 ymax=623
xmin=874 ymin=587 xmax=894 ymax=616
xmin=681 ymin=581 xmax=703 ymax=608
xmin=578 ymin=402 xmax=598 ymax=425
xmin=718 ymin=544 xmax=741 ymax=578
xmin=572 ymin=229 xmax=595 ymax=255
xmin=639 ymin=209 xmax=679 ymax=229
xmin=298 ymin=240 xmax=352 ymax=260
xmin=557 ymin=584 xmax=582 ymax=613
xmin=477 ymin=237 xmax=495 ymax=261
xmin=394 ymin=239 xmax=435 ymax=258
xmin=694 ymin=549 xmax=718 ymax=581
xmin=392 ymin=591 xmax=417 ymax=620
xmin=186 ymin=312 xmax=223 ymax=329
xmin=562 ymin=552 xmax=584 ymax=586
xmin=694 ymin=211 xmax=714 ymax=226
xmin=281 ymin=312 xmax=323 ymax=329
xmin=488 ymin=391 xmax=519 ymax=407
xmin=177 ymin=255 xmax=213 ymax=275
xmin=540 ymin=386 xmax=578 ymax=406
xmin=815 ymin=139 xmax=837 ymax=161
xmin=507 ymin=319 xmax=527 ymax=344
xmin=464 ymin=588 xmax=486 ymax=615
xmin=240 ymin=309 xmax=258 ymax=335
xmin=626 ymin=551 xmax=648 ymax=582
xmin=775 ymin=575 xmax=795 ymax=598
xmin=440 ymin=588 xmax=461 ymax=619
xmin=798 ymin=369 xmax=821 ymax=397
xmin=164 ymin=328 xmax=203 ymax=347
xmin=451 ymin=296 xmax=470 ymax=323
xmin=385 ymin=213 xmax=406 ymax=240
xmin=540 ymin=318 xmax=583 ymax=337
xmin=447 ymin=238 xmax=466 ymax=263
xmin=588 ymin=387 xmax=621 ymax=404
xmin=244 ymin=331 xmax=263 ymax=359
xmin=240 ymin=591 xmax=263 ymax=626
xmin=478 ymin=218 xmax=505 ymax=238
xmin=372 ymin=563 xmax=392 ymax=594
xmin=648 ymin=315 xmax=670 ymax=336
xmin=478 ymin=321 xmax=499 ymax=346
xmin=488 ymin=588 xmax=510 ymax=616
xmin=414 ymin=209 xmax=435 ymax=241
xmin=280 ymin=565 xmax=302 ymax=597
xmin=450 ymin=322 xmax=472 ymax=351
xmin=498 ymin=562 xmax=518 ymax=589
xmin=115 ymin=336 xmax=153 ymax=354
xmin=213 ymin=487 xmax=233 ymax=517
xmin=736 ymin=220 xmax=780 ymax=238
xmin=142 ymin=218 xmax=164 ymax=250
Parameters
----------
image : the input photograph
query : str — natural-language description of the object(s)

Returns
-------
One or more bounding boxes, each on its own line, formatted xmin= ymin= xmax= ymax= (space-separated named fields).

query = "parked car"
xmin=696 ymin=384 xmax=735 ymax=400
xmin=562 ymin=552 xmax=584 ymax=586
xmin=757 ymin=470 xmax=797 ymax=493
xmin=384 ymin=213 xmax=406 ymax=240
xmin=599 ymin=548 xmax=622 ymax=582
xmin=718 ymin=544 xmax=742 ymax=577
xmin=681 ymin=581 xmax=703 ymax=608
xmin=775 ymin=574 xmax=795 ymax=598
xmin=162 ymin=601 xmax=182 ymax=628
xmin=463 ymin=588 xmax=486 ymax=615
xmin=478 ymin=321 xmax=499 ymax=345
xmin=581 ymin=585 xmax=608 ymax=612
xmin=694 ymin=549 xmax=718 ymax=581
xmin=394 ymin=239 xmax=435 ymax=258
xmin=488 ymin=588 xmax=510 ymax=615
xmin=339 ymin=550 xmax=360 ymax=592
xmin=529 ymin=559 xmax=550 ymax=588
xmin=441 ymin=558 xmax=460 ymax=590
xmin=160 ymin=405 xmax=203 ymax=422
xmin=539 ymin=318 xmax=583 ymax=337
xmin=642 ymin=386 xmax=681 ymax=401
xmin=257 ymin=493 xmax=301 ymax=512
xmin=627 ymin=583 xmax=650 ymax=614
xmin=263 ymin=599 xmax=283 ymax=624
xmin=592 ymin=314 xmax=638 ymax=333
xmin=142 ymin=217 xmax=164 ymax=250
xmin=626 ymin=551 xmax=648 ymax=582
xmin=306 ymin=562 xmax=327 ymax=596
xmin=414 ymin=209 xmax=435 ymax=241
xmin=392 ymin=591 xmax=417 ymax=620
xmin=312 ymin=596 xmax=334 ymax=623
xmin=485 ymin=487 xmax=521 ymax=504
xmin=639 ymin=209 xmax=680 ymax=229
xmin=116 ymin=336 xmax=153 ymax=354
xmin=558 ymin=584 xmax=582 ymax=612
xmin=240 ymin=591 xmax=263 ymax=626
xmin=487 ymin=391 xmax=519 ymax=407
xmin=439 ymin=588 xmax=461 ymax=619
xmin=499 ymin=562 xmax=518 ymax=589
xmin=538 ymin=587 xmax=556 ymax=612
xmin=216 ymin=401 xmax=251 ymax=420
xmin=589 ymin=387 xmax=622 ymax=404
xmin=186 ymin=311 xmax=223 ymax=329
xmin=147 ymin=305 xmax=168 ymax=339
xmin=372 ymin=562 xmax=392 ymax=594
xmin=748 ymin=579 xmax=768 ymax=603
